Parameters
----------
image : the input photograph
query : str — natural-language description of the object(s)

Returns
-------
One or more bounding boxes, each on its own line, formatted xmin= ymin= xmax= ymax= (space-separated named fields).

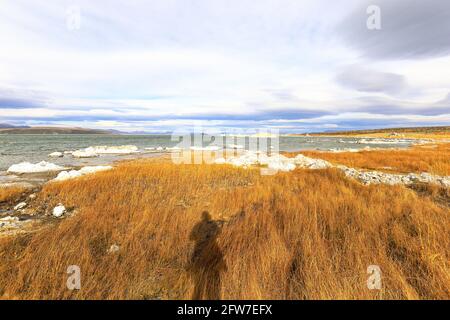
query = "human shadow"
xmin=187 ymin=211 xmax=227 ymax=300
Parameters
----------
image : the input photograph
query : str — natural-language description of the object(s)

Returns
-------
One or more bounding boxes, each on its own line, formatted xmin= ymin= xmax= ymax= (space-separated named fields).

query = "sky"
xmin=0 ymin=0 xmax=449 ymax=133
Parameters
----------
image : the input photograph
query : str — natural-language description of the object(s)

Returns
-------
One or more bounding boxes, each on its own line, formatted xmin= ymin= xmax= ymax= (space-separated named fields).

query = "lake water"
xmin=0 ymin=134 xmax=417 ymax=172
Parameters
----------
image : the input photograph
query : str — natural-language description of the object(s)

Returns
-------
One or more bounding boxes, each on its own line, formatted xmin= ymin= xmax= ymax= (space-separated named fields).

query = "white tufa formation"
xmin=52 ymin=204 xmax=66 ymax=218
xmin=48 ymin=152 xmax=63 ymax=158
xmin=14 ymin=202 xmax=27 ymax=211
xmin=7 ymin=161 xmax=66 ymax=174
xmin=213 ymin=151 xmax=450 ymax=187
xmin=53 ymin=166 xmax=113 ymax=182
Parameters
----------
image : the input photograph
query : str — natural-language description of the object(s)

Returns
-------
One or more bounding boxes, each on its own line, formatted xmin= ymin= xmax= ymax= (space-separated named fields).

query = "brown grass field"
xmin=0 ymin=154 xmax=449 ymax=300
xmin=0 ymin=187 xmax=26 ymax=204
xmin=341 ymin=132 xmax=450 ymax=140
xmin=300 ymin=143 xmax=450 ymax=176
xmin=298 ymin=126 xmax=450 ymax=140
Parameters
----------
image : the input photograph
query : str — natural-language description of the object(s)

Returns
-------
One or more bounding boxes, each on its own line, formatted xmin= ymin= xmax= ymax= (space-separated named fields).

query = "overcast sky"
xmin=0 ymin=0 xmax=449 ymax=132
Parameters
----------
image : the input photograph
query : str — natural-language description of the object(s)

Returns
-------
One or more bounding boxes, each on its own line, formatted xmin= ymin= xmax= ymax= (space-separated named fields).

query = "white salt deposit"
xmin=357 ymin=139 xmax=407 ymax=145
xmin=72 ymin=145 xmax=139 ymax=157
xmin=267 ymin=161 xmax=296 ymax=172
xmin=53 ymin=166 xmax=113 ymax=182
xmin=213 ymin=151 xmax=333 ymax=172
xmin=293 ymin=154 xmax=332 ymax=169
xmin=85 ymin=145 xmax=139 ymax=154
xmin=0 ymin=216 xmax=20 ymax=228
xmin=53 ymin=204 xmax=66 ymax=217
xmin=48 ymin=152 xmax=63 ymax=158
xmin=327 ymin=148 xmax=361 ymax=153
xmin=212 ymin=150 xmax=450 ymax=187
xmin=107 ymin=244 xmax=120 ymax=254
xmin=339 ymin=165 xmax=450 ymax=187
xmin=72 ymin=149 xmax=99 ymax=158
xmin=7 ymin=161 xmax=66 ymax=174
xmin=14 ymin=202 xmax=27 ymax=211
xmin=190 ymin=146 xmax=221 ymax=151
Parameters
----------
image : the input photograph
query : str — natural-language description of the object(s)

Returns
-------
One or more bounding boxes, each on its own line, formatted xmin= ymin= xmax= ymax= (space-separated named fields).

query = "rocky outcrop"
xmin=214 ymin=152 xmax=331 ymax=172
xmin=72 ymin=149 xmax=99 ymax=158
xmin=71 ymin=145 xmax=140 ymax=158
xmin=339 ymin=166 xmax=450 ymax=187
xmin=7 ymin=161 xmax=66 ymax=174
xmin=14 ymin=202 xmax=27 ymax=211
xmin=0 ymin=216 xmax=20 ymax=228
xmin=293 ymin=154 xmax=332 ymax=169
xmin=213 ymin=151 xmax=449 ymax=188
xmin=52 ymin=204 xmax=66 ymax=218
xmin=0 ymin=215 xmax=34 ymax=237
xmin=107 ymin=244 xmax=120 ymax=254
xmin=53 ymin=166 xmax=113 ymax=182
xmin=48 ymin=152 xmax=63 ymax=158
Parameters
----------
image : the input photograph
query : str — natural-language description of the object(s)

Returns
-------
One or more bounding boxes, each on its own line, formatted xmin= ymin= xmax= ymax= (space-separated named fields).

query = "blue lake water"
xmin=0 ymin=134 xmax=416 ymax=171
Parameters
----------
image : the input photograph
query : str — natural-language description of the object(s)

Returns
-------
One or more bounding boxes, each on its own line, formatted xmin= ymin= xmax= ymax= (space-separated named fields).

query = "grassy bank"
xmin=295 ymin=126 xmax=450 ymax=140
xmin=0 ymin=187 xmax=27 ymax=204
xmin=300 ymin=143 xmax=450 ymax=176
xmin=0 ymin=158 xmax=449 ymax=299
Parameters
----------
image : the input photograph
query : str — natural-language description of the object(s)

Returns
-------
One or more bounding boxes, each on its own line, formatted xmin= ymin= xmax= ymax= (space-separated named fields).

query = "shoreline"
xmin=1 ymin=142 xmax=448 ymax=208
xmin=0 ymin=151 xmax=168 ymax=188
xmin=0 ymin=145 xmax=448 ymax=299
xmin=286 ymin=134 xmax=450 ymax=141
xmin=0 ymin=138 xmax=447 ymax=189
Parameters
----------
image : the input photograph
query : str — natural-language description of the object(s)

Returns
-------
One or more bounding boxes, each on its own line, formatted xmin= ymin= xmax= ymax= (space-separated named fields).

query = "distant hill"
xmin=288 ymin=126 xmax=450 ymax=140
xmin=308 ymin=126 xmax=450 ymax=135
xmin=0 ymin=123 xmax=29 ymax=129
xmin=0 ymin=126 xmax=114 ymax=134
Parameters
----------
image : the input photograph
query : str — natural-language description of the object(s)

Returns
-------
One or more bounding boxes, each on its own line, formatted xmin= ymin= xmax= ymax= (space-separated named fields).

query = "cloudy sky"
xmin=0 ymin=0 xmax=449 ymax=132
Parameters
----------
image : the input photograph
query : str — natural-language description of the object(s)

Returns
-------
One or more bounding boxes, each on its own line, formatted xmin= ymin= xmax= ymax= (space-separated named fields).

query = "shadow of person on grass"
xmin=187 ymin=211 xmax=227 ymax=300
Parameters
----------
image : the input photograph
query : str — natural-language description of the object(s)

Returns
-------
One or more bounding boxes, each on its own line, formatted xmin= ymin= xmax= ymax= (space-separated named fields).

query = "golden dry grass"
xmin=301 ymin=126 xmax=450 ymax=140
xmin=299 ymin=143 xmax=450 ymax=176
xmin=0 ymin=160 xmax=448 ymax=300
xmin=312 ymin=132 xmax=450 ymax=140
xmin=353 ymin=133 xmax=450 ymax=140
xmin=0 ymin=187 xmax=27 ymax=204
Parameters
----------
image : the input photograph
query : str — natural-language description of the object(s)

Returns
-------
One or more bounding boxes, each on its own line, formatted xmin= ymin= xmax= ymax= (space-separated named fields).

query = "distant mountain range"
xmin=1 ymin=124 xmax=449 ymax=135
xmin=0 ymin=124 xmax=172 ymax=135
xmin=0 ymin=123 xmax=29 ymax=129
xmin=306 ymin=126 xmax=450 ymax=135
xmin=0 ymin=124 xmax=114 ymax=134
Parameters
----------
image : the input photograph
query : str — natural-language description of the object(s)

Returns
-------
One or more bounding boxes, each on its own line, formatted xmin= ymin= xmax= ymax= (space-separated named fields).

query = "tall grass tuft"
xmin=0 ymin=161 xmax=448 ymax=299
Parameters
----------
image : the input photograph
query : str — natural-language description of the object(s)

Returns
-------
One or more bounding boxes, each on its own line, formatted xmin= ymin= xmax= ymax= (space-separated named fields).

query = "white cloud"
xmin=0 ymin=0 xmax=449 ymax=131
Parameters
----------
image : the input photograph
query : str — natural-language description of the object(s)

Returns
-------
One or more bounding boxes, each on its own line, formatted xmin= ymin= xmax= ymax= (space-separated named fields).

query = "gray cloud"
xmin=0 ymin=87 xmax=48 ymax=109
xmin=356 ymin=95 xmax=450 ymax=116
xmin=0 ymin=98 xmax=43 ymax=109
xmin=0 ymin=107 xmax=332 ymax=122
xmin=265 ymin=89 xmax=298 ymax=102
xmin=436 ymin=92 xmax=450 ymax=105
xmin=340 ymin=0 xmax=450 ymax=60
xmin=318 ymin=118 xmax=450 ymax=131
xmin=336 ymin=65 xmax=407 ymax=94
